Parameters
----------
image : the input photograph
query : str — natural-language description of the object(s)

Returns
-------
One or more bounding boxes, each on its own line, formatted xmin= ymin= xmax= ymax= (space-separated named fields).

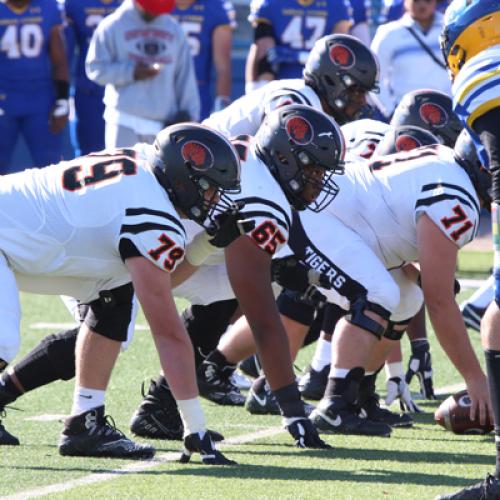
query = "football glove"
xmin=385 ymin=376 xmax=422 ymax=413
xmin=271 ymin=256 xmax=331 ymax=293
xmin=206 ymin=201 xmax=255 ymax=248
xmin=283 ymin=417 xmax=332 ymax=449
xmin=179 ymin=431 xmax=236 ymax=465
xmin=405 ymin=339 xmax=436 ymax=400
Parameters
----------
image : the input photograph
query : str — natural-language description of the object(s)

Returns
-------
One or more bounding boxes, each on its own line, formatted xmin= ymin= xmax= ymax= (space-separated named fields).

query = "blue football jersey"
xmin=0 ymin=0 xmax=63 ymax=92
xmin=249 ymin=0 xmax=352 ymax=79
xmin=349 ymin=0 xmax=371 ymax=25
xmin=64 ymin=0 xmax=121 ymax=90
xmin=172 ymin=0 xmax=236 ymax=119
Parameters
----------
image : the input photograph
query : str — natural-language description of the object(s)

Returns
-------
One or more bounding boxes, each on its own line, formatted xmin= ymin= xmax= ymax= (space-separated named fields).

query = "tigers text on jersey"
xmin=172 ymin=0 xmax=236 ymax=119
xmin=0 ymin=0 xmax=63 ymax=113
xmin=64 ymin=0 xmax=121 ymax=91
xmin=452 ymin=44 xmax=500 ymax=168
xmin=203 ymin=79 xmax=321 ymax=138
xmin=248 ymin=0 xmax=352 ymax=79
xmin=326 ymin=145 xmax=480 ymax=270
xmin=0 ymin=144 xmax=185 ymax=302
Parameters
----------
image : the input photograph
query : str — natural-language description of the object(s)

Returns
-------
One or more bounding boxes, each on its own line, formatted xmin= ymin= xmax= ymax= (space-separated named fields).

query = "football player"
xmin=245 ymin=0 xmax=352 ymax=92
xmin=172 ymin=0 xmax=236 ymax=120
xmin=0 ymin=0 xmax=69 ymax=173
xmin=437 ymin=0 xmax=500 ymax=498
xmin=0 ymin=122 xmax=242 ymax=464
xmin=64 ymin=0 xmax=122 ymax=155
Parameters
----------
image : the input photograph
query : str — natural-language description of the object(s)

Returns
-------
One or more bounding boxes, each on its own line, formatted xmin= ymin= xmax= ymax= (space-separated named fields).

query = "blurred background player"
xmin=85 ymin=0 xmax=199 ymax=149
xmin=370 ymin=0 xmax=450 ymax=119
xmin=349 ymin=0 xmax=373 ymax=46
xmin=0 ymin=0 xmax=69 ymax=174
xmin=245 ymin=0 xmax=352 ymax=93
xmin=64 ymin=0 xmax=122 ymax=156
xmin=438 ymin=0 xmax=500 ymax=497
xmin=172 ymin=0 xmax=236 ymax=120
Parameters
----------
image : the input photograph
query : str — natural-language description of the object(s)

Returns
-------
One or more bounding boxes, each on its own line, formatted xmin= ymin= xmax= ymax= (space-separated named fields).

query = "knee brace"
xmin=384 ymin=319 xmax=411 ymax=341
xmin=346 ymin=296 xmax=391 ymax=339
xmin=277 ymin=289 xmax=316 ymax=326
xmin=83 ymin=283 xmax=134 ymax=342
xmin=321 ymin=303 xmax=346 ymax=335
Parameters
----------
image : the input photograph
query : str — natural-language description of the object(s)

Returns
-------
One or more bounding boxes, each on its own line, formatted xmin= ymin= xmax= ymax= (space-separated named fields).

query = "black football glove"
xmin=405 ymin=339 xmax=436 ymax=400
xmin=179 ymin=431 xmax=236 ymax=465
xmin=284 ymin=417 xmax=332 ymax=449
xmin=206 ymin=202 xmax=255 ymax=248
xmin=271 ymin=256 xmax=331 ymax=293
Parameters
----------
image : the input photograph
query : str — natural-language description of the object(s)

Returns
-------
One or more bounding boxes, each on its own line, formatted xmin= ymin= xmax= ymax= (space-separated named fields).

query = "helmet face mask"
xmin=390 ymin=89 xmax=463 ymax=147
xmin=454 ymin=129 xmax=492 ymax=207
xmin=154 ymin=124 xmax=241 ymax=227
xmin=255 ymin=104 xmax=345 ymax=212
xmin=304 ymin=34 xmax=380 ymax=124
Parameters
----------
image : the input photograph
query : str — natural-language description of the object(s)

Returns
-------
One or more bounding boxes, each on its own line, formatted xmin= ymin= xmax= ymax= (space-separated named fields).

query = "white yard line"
xmin=1 ymin=427 xmax=284 ymax=500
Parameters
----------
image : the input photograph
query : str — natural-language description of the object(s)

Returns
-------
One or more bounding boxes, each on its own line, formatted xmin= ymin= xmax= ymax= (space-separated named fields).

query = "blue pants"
xmin=0 ymin=110 xmax=64 ymax=174
xmin=73 ymin=86 xmax=105 ymax=156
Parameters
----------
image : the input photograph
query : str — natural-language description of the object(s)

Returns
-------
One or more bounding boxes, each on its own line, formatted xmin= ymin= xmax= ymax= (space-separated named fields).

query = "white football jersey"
xmin=341 ymin=118 xmax=391 ymax=162
xmin=203 ymin=79 xmax=322 ymax=138
xmin=0 ymin=145 xmax=186 ymax=302
xmin=326 ymin=145 xmax=480 ymax=269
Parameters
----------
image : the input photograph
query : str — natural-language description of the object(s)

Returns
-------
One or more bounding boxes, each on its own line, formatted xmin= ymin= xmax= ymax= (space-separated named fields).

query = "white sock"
xmin=329 ymin=366 xmax=349 ymax=378
xmin=71 ymin=386 xmax=106 ymax=415
xmin=462 ymin=275 xmax=495 ymax=310
xmin=177 ymin=397 xmax=206 ymax=436
xmin=310 ymin=338 xmax=332 ymax=371
xmin=385 ymin=362 xmax=404 ymax=380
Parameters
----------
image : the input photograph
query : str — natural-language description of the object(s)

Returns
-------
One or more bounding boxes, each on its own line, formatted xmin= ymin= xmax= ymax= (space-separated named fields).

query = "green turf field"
xmin=0 ymin=250 xmax=494 ymax=499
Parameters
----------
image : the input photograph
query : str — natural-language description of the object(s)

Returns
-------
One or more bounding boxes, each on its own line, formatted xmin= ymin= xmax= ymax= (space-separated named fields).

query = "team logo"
xmin=329 ymin=44 xmax=355 ymax=69
xmin=395 ymin=134 xmax=420 ymax=152
xmin=457 ymin=394 xmax=472 ymax=408
xmin=419 ymin=102 xmax=448 ymax=128
xmin=181 ymin=141 xmax=214 ymax=171
xmin=285 ymin=116 xmax=313 ymax=145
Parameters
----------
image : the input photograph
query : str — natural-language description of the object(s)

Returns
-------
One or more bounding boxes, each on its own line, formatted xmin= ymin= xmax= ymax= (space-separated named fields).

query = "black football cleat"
xmin=59 ymin=406 xmax=155 ymax=459
xmin=179 ymin=431 xmax=236 ymax=465
xmin=130 ymin=378 xmax=184 ymax=440
xmin=309 ymin=397 xmax=392 ymax=437
xmin=299 ymin=365 xmax=329 ymax=401
xmin=360 ymin=393 xmax=413 ymax=428
xmin=436 ymin=474 xmax=500 ymax=499
xmin=197 ymin=360 xmax=245 ymax=406
xmin=0 ymin=412 xmax=19 ymax=446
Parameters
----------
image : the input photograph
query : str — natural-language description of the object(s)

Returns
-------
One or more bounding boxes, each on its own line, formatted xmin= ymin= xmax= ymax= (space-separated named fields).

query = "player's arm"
xmin=49 ymin=23 xmax=70 ymax=133
xmin=333 ymin=20 xmax=351 ymax=34
xmin=416 ymin=213 xmax=492 ymax=423
xmin=245 ymin=20 xmax=276 ymax=91
xmin=212 ymin=25 xmax=233 ymax=111
xmin=126 ymin=256 xmax=198 ymax=401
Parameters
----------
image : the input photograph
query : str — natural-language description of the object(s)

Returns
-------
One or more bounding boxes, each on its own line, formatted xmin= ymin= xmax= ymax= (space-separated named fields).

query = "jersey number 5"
xmin=440 ymin=204 xmax=473 ymax=242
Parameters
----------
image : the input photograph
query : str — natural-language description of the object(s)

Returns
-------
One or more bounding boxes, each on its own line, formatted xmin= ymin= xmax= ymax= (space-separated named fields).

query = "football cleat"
xmin=179 ymin=431 xmax=236 ymax=465
xmin=59 ymin=406 xmax=155 ymax=459
xmin=436 ymin=474 xmax=500 ymax=500
xmin=461 ymin=303 xmax=486 ymax=333
xmin=230 ymin=371 xmax=252 ymax=390
xmin=360 ymin=393 xmax=413 ymax=428
xmin=0 ymin=410 xmax=19 ymax=446
xmin=130 ymin=378 xmax=224 ymax=442
xmin=238 ymin=355 xmax=261 ymax=379
xmin=298 ymin=364 xmax=329 ymax=401
xmin=197 ymin=360 xmax=245 ymax=406
xmin=130 ymin=378 xmax=184 ymax=440
xmin=309 ymin=397 xmax=392 ymax=437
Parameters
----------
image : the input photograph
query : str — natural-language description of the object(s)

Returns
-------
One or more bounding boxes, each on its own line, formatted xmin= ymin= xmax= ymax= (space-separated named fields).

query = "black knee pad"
xmin=41 ymin=327 xmax=79 ymax=380
xmin=277 ymin=289 xmax=316 ymax=326
xmin=321 ymin=303 xmax=346 ymax=335
xmin=346 ymin=296 xmax=391 ymax=339
xmin=84 ymin=283 xmax=134 ymax=342
xmin=183 ymin=299 xmax=238 ymax=366
xmin=384 ymin=319 xmax=411 ymax=340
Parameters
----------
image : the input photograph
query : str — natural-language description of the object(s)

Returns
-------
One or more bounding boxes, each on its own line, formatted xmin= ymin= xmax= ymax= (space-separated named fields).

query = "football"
xmin=434 ymin=390 xmax=494 ymax=434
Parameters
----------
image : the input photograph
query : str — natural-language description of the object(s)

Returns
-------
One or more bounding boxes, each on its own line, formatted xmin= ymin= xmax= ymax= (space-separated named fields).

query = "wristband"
xmin=184 ymin=231 xmax=217 ymax=266
xmin=53 ymin=99 xmax=69 ymax=117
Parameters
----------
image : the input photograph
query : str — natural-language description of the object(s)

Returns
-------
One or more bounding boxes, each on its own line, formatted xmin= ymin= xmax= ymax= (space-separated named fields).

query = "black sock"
xmin=485 ymin=349 xmax=500 ymax=479
xmin=251 ymin=375 xmax=266 ymax=393
xmin=273 ymin=382 xmax=305 ymax=418
xmin=0 ymin=373 xmax=21 ymax=399
xmin=324 ymin=367 xmax=365 ymax=404
xmin=204 ymin=349 xmax=234 ymax=370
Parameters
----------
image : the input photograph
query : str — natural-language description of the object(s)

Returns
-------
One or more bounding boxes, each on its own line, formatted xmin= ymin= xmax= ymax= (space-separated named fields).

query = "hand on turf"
xmin=405 ymin=339 xmax=436 ymax=400
xmin=385 ymin=377 xmax=422 ymax=413
xmin=179 ymin=431 xmax=237 ymax=465
xmin=284 ymin=417 xmax=332 ymax=449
